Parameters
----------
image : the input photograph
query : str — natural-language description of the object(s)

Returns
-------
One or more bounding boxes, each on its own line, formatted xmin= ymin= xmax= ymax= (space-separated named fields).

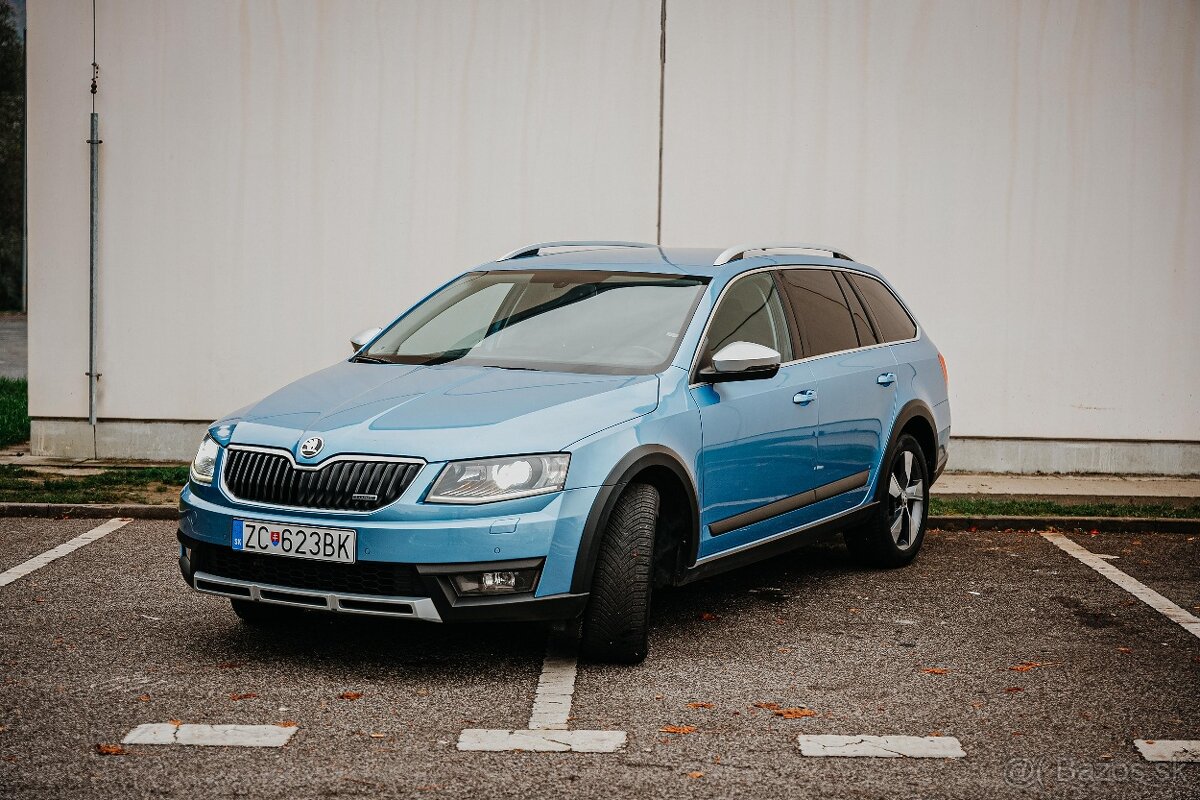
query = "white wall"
xmin=661 ymin=0 xmax=1200 ymax=442
xmin=26 ymin=0 xmax=1200 ymax=470
xmin=28 ymin=0 xmax=662 ymax=422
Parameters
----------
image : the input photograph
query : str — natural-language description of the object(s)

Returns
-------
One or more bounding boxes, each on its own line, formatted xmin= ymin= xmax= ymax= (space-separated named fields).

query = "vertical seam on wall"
xmin=655 ymin=0 xmax=666 ymax=246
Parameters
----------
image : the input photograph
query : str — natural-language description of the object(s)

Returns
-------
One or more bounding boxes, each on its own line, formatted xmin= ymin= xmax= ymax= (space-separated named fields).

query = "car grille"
xmin=192 ymin=542 xmax=428 ymax=598
xmin=222 ymin=448 xmax=422 ymax=512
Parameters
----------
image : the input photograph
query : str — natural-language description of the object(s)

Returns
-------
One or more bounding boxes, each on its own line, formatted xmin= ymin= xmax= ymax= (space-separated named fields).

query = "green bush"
xmin=0 ymin=376 xmax=27 ymax=446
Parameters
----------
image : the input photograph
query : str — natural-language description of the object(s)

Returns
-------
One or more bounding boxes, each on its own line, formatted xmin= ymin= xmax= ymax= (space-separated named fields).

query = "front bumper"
xmin=179 ymin=531 xmax=590 ymax=623
xmin=178 ymin=479 xmax=599 ymax=622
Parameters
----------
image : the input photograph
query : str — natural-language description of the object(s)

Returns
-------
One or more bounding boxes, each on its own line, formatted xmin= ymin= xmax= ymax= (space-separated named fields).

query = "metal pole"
xmin=88 ymin=111 xmax=99 ymax=427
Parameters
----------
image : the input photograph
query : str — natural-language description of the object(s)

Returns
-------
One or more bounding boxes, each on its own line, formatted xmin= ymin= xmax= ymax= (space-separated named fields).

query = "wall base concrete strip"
xmin=31 ymin=419 xmax=210 ymax=461
xmin=457 ymin=729 xmax=626 ymax=753
xmin=1134 ymin=740 xmax=1200 ymax=762
xmin=797 ymin=735 xmax=966 ymax=758
xmin=123 ymin=723 xmax=296 ymax=747
xmin=947 ymin=438 xmax=1200 ymax=477
xmin=0 ymin=503 xmax=179 ymax=520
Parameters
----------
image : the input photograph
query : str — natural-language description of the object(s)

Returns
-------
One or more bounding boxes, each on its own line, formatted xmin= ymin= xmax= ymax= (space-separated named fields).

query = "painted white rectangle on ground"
xmin=0 ymin=518 xmax=132 ymax=587
xmin=457 ymin=729 xmax=626 ymax=753
xmin=1134 ymin=740 xmax=1200 ymax=762
xmin=123 ymin=723 xmax=296 ymax=747
xmin=527 ymin=642 xmax=578 ymax=731
xmin=1042 ymin=532 xmax=1200 ymax=640
xmin=797 ymin=735 xmax=966 ymax=759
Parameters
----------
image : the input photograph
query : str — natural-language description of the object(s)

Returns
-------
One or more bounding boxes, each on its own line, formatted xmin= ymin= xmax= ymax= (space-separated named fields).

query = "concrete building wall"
xmin=26 ymin=0 xmax=1200 ymax=472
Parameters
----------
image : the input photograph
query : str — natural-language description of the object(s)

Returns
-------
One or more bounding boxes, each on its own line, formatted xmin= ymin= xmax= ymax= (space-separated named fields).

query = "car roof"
xmin=475 ymin=245 xmax=888 ymax=284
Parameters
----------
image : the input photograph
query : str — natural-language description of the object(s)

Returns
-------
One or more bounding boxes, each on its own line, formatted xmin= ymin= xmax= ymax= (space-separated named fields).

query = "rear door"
xmin=690 ymin=271 xmax=821 ymax=556
xmin=778 ymin=268 xmax=898 ymax=510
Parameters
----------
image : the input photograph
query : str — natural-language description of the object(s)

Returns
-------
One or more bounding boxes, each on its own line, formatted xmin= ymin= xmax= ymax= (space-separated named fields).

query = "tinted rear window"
xmin=779 ymin=269 xmax=859 ymax=358
xmin=836 ymin=271 xmax=879 ymax=347
xmin=848 ymin=274 xmax=917 ymax=343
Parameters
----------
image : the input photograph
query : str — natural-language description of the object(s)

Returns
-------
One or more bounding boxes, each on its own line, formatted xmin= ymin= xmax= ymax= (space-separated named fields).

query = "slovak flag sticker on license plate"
xmin=232 ymin=519 xmax=356 ymax=564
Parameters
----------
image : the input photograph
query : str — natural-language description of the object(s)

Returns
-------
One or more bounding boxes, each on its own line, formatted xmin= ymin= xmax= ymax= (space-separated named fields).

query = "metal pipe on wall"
xmin=87 ymin=111 xmax=99 ymax=428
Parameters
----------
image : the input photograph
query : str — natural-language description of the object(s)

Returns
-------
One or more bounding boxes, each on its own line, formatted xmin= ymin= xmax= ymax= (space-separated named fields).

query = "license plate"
xmin=232 ymin=519 xmax=356 ymax=564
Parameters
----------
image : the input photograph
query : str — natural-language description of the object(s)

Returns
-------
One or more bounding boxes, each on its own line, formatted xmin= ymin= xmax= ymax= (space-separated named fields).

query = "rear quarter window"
xmin=848 ymin=274 xmax=918 ymax=343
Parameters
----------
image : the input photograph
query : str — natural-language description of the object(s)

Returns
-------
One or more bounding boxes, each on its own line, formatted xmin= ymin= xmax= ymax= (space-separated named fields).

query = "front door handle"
xmin=877 ymin=372 xmax=896 ymax=386
xmin=793 ymin=390 xmax=816 ymax=405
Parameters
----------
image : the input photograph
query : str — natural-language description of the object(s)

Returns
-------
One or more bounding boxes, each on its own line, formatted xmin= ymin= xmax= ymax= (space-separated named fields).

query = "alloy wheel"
xmin=887 ymin=449 xmax=924 ymax=550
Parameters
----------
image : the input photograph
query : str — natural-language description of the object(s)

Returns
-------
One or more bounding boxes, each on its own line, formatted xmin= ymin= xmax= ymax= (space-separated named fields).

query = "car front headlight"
xmin=190 ymin=435 xmax=221 ymax=485
xmin=427 ymin=454 xmax=570 ymax=504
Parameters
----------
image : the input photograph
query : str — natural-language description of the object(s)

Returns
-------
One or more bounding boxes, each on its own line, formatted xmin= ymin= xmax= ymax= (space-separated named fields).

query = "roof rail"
xmin=713 ymin=242 xmax=854 ymax=266
xmin=497 ymin=241 xmax=658 ymax=261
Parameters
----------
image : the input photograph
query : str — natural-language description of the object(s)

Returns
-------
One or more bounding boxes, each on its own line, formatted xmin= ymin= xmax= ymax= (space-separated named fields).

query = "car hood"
xmin=223 ymin=360 xmax=660 ymax=462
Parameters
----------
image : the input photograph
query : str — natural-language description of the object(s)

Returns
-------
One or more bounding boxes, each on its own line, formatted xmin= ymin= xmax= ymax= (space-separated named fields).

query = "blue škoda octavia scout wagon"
xmin=180 ymin=242 xmax=951 ymax=663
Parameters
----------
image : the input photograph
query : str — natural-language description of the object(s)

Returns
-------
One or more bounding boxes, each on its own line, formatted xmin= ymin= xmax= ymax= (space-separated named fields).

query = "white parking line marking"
xmin=457 ymin=729 xmax=627 ymax=753
xmin=1041 ymin=532 xmax=1200 ymax=640
xmin=1134 ymin=739 xmax=1200 ymax=762
xmin=527 ymin=638 xmax=577 ymax=730
xmin=797 ymin=735 xmax=966 ymax=758
xmin=123 ymin=723 xmax=297 ymax=747
xmin=0 ymin=518 xmax=133 ymax=588
xmin=457 ymin=636 xmax=627 ymax=753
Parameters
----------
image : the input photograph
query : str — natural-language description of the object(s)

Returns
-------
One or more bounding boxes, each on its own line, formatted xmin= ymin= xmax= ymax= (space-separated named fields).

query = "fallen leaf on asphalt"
xmin=777 ymin=648 xmax=792 ymax=654
xmin=699 ymin=612 xmax=719 ymax=621
xmin=774 ymin=617 xmax=787 ymax=624
xmin=752 ymin=702 xmax=780 ymax=710
xmin=167 ymin=719 xmax=182 ymax=727
xmin=685 ymin=702 xmax=714 ymax=709
xmin=774 ymin=708 xmax=816 ymax=719
xmin=920 ymin=668 xmax=949 ymax=675
xmin=1116 ymin=647 xmax=1133 ymax=654
xmin=660 ymin=725 xmax=697 ymax=734
xmin=339 ymin=691 xmax=364 ymax=701
xmin=1004 ymin=687 xmax=1024 ymax=693
xmin=1008 ymin=661 xmax=1046 ymax=672
xmin=276 ymin=720 xmax=297 ymax=727
xmin=137 ymin=694 xmax=150 ymax=702
xmin=229 ymin=692 xmax=258 ymax=701
xmin=369 ymin=733 xmax=387 ymax=739
xmin=928 ymin=731 xmax=942 ymax=737
xmin=687 ymin=771 xmax=704 ymax=779
xmin=848 ymin=608 xmax=861 ymax=613
xmin=95 ymin=744 xmax=126 ymax=756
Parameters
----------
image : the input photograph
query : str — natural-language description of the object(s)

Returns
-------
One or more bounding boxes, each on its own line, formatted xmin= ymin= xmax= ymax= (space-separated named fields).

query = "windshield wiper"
xmin=349 ymin=354 xmax=389 ymax=364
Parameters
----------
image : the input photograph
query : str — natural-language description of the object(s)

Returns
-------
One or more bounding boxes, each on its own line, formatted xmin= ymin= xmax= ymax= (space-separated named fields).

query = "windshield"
xmin=362 ymin=270 xmax=709 ymax=374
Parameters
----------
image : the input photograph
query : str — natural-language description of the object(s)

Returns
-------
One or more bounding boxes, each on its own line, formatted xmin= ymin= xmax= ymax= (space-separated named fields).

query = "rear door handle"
xmin=877 ymin=372 xmax=896 ymax=386
xmin=793 ymin=390 xmax=816 ymax=405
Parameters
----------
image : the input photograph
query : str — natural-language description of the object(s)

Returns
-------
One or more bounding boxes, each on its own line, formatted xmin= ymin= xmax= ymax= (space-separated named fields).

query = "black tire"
xmin=230 ymin=598 xmax=300 ymax=628
xmin=579 ymin=483 xmax=659 ymax=664
xmin=844 ymin=434 xmax=929 ymax=568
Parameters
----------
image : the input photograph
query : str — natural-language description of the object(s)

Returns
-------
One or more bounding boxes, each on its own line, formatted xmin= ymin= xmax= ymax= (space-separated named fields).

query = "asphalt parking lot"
xmin=1 ymin=518 xmax=1197 ymax=799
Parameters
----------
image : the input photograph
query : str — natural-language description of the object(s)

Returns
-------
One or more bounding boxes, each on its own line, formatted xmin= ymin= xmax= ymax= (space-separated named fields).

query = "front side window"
xmin=697 ymin=272 xmax=793 ymax=371
xmin=363 ymin=270 xmax=708 ymax=375
xmin=848 ymin=274 xmax=918 ymax=343
xmin=778 ymin=269 xmax=859 ymax=357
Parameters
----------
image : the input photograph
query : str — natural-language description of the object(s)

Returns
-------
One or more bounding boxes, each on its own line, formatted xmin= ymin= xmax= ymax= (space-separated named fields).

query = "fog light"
xmin=452 ymin=568 xmax=539 ymax=596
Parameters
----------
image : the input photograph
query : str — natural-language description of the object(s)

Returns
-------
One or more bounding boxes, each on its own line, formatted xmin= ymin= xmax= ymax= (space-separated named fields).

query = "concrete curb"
xmin=930 ymin=515 xmax=1199 ymax=534
xmin=0 ymin=503 xmax=179 ymax=520
xmin=0 ymin=503 xmax=1194 ymax=534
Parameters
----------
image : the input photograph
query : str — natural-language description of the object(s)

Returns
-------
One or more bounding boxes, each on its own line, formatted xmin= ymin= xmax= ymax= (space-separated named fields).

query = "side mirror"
xmin=350 ymin=327 xmax=383 ymax=354
xmin=700 ymin=341 xmax=782 ymax=383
